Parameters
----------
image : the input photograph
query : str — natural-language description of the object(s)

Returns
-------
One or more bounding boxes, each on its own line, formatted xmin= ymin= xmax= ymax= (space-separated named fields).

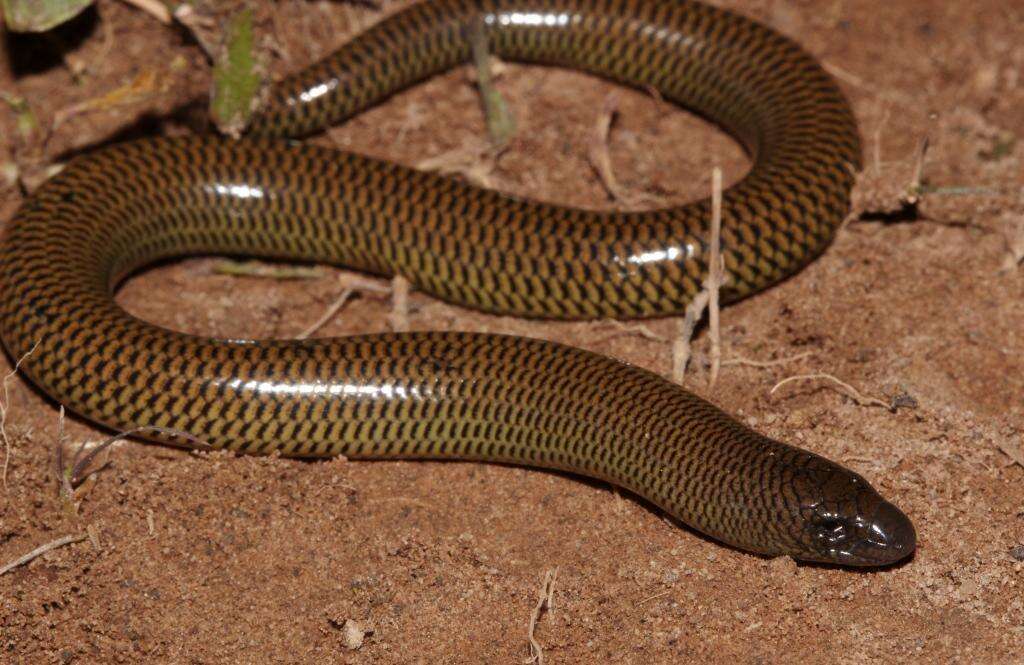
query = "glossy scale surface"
xmin=0 ymin=0 xmax=914 ymax=565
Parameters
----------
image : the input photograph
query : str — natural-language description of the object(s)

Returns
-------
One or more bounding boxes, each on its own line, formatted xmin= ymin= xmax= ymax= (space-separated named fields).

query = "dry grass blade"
xmin=55 ymin=405 xmax=212 ymax=511
xmin=0 ymin=533 xmax=87 ymax=576
xmin=770 ymin=373 xmax=891 ymax=410
xmin=298 ymin=287 xmax=356 ymax=339
xmin=526 ymin=568 xmax=558 ymax=665
xmin=2 ymin=339 xmax=40 ymax=488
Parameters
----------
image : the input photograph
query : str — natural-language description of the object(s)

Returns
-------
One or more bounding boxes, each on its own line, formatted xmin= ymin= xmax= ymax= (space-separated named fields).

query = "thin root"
xmin=526 ymin=568 xmax=558 ymax=665
xmin=0 ymin=533 xmax=87 ymax=576
xmin=770 ymin=373 xmax=891 ymax=410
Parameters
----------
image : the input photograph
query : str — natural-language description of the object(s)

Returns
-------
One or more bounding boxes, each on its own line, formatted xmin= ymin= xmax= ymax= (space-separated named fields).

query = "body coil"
xmin=0 ymin=0 xmax=915 ymax=565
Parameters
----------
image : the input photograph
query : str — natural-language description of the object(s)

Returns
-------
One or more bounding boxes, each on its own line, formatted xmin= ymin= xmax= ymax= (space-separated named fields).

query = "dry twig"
xmin=596 ymin=319 xmax=669 ymax=343
xmin=526 ymin=568 xmax=558 ymax=665
xmin=1 ymin=340 xmax=39 ymax=488
xmin=672 ymin=291 xmax=709 ymax=383
xmin=417 ymin=140 xmax=498 ymax=188
xmin=999 ymin=212 xmax=1024 ymax=273
xmin=587 ymin=93 xmax=626 ymax=202
xmin=672 ymin=168 xmax=726 ymax=384
xmin=389 ymin=275 xmax=411 ymax=332
xmin=0 ymin=533 xmax=87 ymax=576
xmin=214 ymin=260 xmax=325 ymax=280
xmin=706 ymin=167 xmax=723 ymax=388
xmin=298 ymin=287 xmax=357 ymax=339
xmin=586 ymin=94 xmax=664 ymax=207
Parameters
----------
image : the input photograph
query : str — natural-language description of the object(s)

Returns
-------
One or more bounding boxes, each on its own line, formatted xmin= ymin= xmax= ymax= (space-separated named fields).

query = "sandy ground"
xmin=1 ymin=0 xmax=1022 ymax=662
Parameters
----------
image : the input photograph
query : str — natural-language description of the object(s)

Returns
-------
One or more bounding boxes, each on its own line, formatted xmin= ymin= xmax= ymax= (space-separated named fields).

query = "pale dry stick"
xmin=215 ymin=260 xmax=325 ymax=280
xmin=672 ymin=167 xmax=725 ymax=384
xmin=770 ymin=373 xmax=891 ymax=410
xmin=636 ymin=589 xmax=671 ymax=606
xmin=526 ymin=568 xmax=558 ymax=665
xmin=597 ymin=319 xmax=669 ymax=343
xmin=904 ymin=137 xmax=931 ymax=205
xmin=365 ymin=496 xmax=435 ymax=511
xmin=872 ymin=106 xmax=891 ymax=174
xmin=609 ymin=484 xmax=625 ymax=513
xmin=721 ymin=351 xmax=814 ymax=368
xmin=999 ymin=212 xmax=1024 ymax=273
xmin=821 ymin=61 xmax=912 ymax=106
xmin=120 ymin=0 xmax=172 ymax=23
xmin=416 ymin=141 xmax=497 ymax=188
xmin=672 ymin=291 xmax=709 ymax=383
xmin=297 ymin=287 xmax=356 ymax=339
xmin=0 ymin=533 xmax=87 ymax=576
xmin=298 ymin=274 xmax=393 ymax=338
xmin=706 ymin=167 xmax=724 ymax=388
xmin=389 ymin=275 xmax=411 ymax=332
xmin=587 ymin=93 xmax=628 ymax=203
xmin=1 ymin=339 xmax=40 ymax=488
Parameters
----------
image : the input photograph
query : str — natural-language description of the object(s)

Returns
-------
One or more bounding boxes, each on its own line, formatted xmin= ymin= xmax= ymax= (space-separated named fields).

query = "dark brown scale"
xmin=0 ymin=0 xmax=915 ymax=565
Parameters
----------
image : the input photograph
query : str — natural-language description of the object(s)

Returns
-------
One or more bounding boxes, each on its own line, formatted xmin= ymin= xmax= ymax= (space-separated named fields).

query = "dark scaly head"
xmin=781 ymin=454 xmax=916 ymax=566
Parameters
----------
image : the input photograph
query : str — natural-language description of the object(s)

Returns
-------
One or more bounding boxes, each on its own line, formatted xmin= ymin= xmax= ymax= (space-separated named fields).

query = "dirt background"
xmin=1 ymin=0 xmax=1022 ymax=662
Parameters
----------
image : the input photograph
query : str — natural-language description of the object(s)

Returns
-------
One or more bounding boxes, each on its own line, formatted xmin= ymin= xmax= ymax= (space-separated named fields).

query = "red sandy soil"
xmin=0 ymin=1 xmax=1022 ymax=662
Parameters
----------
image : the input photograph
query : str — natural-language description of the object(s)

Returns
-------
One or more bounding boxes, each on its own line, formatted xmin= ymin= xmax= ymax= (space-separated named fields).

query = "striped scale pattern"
xmin=0 ymin=0 xmax=915 ymax=565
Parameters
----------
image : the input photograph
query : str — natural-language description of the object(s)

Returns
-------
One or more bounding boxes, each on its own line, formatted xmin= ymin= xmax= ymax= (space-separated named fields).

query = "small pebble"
xmin=343 ymin=619 xmax=367 ymax=650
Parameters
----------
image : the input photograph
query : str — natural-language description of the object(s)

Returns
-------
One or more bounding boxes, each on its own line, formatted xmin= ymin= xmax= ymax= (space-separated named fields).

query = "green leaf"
xmin=1 ymin=0 xmax=94 ymax=32
xmin=210 ymin=6 xmax=261 ymax=138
